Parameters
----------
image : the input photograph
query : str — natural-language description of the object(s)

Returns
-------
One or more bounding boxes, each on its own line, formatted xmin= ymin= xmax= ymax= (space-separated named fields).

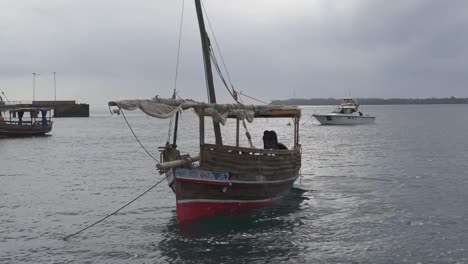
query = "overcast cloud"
xmin=1 ymin=0 xmax=467 ymax=108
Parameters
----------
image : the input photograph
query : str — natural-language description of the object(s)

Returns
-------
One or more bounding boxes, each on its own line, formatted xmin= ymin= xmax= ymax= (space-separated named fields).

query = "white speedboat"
xmin=312 ymin=99 xmax=375 ymax=125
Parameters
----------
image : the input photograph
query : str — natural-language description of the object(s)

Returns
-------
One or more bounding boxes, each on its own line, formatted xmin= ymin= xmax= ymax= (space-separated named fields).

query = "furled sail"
xmin=109 ymin=97 xmax=300 ymax=125
xmin=108 ymin=99 xmax=183 ymax=119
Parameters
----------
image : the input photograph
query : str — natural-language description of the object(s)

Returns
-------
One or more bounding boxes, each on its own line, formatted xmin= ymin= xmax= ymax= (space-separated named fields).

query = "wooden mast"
xmin=194 ymin=0 xmax=223 ymax=145
xmin=172 ymin=91 xmax=179 ymax=146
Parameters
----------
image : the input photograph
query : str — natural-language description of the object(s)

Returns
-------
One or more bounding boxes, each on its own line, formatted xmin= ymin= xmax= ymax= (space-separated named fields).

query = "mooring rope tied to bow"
xmin=63 ymin=175 xmax=169 ymax=241
xmin=120 ymin=109 xmax=160 ymax=163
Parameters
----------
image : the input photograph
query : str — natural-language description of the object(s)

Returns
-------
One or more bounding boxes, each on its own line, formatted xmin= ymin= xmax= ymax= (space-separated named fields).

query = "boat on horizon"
xmin=109 ymin=0 xmax=302 ymax=224
xmin=312 ymin=98 xmax=375 ymax=125
xmin=0 ymin=106 xmax=53 ymax=137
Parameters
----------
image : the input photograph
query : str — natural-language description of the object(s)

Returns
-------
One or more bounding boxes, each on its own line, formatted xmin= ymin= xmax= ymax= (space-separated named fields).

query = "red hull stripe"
xmin=176 ymin=197 xmax=282 ymax=223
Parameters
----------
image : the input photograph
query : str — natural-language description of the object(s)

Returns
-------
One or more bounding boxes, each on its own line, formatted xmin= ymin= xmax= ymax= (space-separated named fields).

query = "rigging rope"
xmin=206 ymin=37 xmax=255 ymax=148
xmin=63 ymin=175 xmax=169 ymax=241
xmin=201 ymin=0 xmax=234 ymax=88
xmin=120 ymin=110 xmax=160 ymax=163
xmin=1 ymin=90 xmax=9 ymax=101
xmin=200 ymin=0 xmax=258 ymax=148
xmin=302 ymin=114 xmax=315 ymax=125
xmin=238 ymin=91 xmax=269 ymax=105
xmin=201 ymin=0 xmax=240 ymax=103
xmin=210 ymin=50 xmax=235 ymax=99
xmin=173 ymin=0 xmax=185 ymax=92
xmin=167 ymin=0 xmax=185 ymax=144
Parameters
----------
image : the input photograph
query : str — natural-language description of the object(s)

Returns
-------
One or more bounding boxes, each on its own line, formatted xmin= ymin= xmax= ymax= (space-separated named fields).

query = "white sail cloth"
xmin=109 ymin=98 xmax=255 ymax=125
xmin=110 ymin=100 xmax=183 ymax=119
xmin=205 ymin=108 xmax=254 ymax=125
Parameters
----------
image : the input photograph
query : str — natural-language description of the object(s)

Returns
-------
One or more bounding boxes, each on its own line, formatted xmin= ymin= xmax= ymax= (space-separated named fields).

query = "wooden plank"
xmin=199 ymin=113 xmax=204 ymax=146
xmin=236 ymin=119 xmax=239 ymax=147
xmin=202 ymin=153 xmax=300 ymax=167
xmin=199 ymin=142 xmax=301 ymax=177
xmin=201 ymin=151 xmax=300 ymax=167
xmin=200 ymin=156 xmax=300 ymax=176
xmin=202 ymin=143 xmax=300 ymax=155
xmin=175 ymin=179 xmax=294 ymax=201
xmin=201 ymin=148 xmax=300 ymax=161
xmin=202 ymin=150 xmax=299 ymax=162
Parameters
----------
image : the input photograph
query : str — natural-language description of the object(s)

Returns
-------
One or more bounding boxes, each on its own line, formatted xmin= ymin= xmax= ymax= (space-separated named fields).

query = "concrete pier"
xmin=0 ymin=101 xmax=89 ymax=117
xmin=33 ymin=101 xmax=89 ymax=117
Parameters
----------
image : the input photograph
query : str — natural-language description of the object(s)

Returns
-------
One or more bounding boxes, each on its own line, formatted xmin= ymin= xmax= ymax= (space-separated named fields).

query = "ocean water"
xmin=1 ymin=104 xmax=468 ymax=263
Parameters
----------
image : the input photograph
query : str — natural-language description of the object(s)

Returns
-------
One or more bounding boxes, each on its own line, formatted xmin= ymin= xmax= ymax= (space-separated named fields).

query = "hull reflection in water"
xmin=157 ymin=188 xmax=309 ymax=263
xmin=176 ymin=198 xmax=280 ymax=224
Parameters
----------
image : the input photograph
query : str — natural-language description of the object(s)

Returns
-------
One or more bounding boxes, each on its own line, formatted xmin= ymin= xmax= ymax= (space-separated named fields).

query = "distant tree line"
xmin=270 ymin=97 xmax=468 ymax=105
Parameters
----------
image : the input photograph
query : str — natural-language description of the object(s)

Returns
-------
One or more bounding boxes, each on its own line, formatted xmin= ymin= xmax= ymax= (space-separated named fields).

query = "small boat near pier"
xmin=0 ymin=107 xmax=53 ymax=137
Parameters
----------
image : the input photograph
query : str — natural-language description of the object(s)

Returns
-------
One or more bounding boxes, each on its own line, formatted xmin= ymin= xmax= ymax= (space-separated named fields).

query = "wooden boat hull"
xmin=166 ymin=144 xmax=301 ymax=223
xmin=171 ymin=170 xmax=298 ymax=223
xmin=0 ymin=123 xmax=53 ymax=137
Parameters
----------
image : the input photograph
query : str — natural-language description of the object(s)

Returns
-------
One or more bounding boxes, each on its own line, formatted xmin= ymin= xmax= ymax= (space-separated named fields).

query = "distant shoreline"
xmin=270 ymin=97 xmax=468 ymax=106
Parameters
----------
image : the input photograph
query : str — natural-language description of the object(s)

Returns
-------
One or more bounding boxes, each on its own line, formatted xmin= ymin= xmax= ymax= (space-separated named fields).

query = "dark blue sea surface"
xmin=1 ymin=104 xmax=468 ymax=263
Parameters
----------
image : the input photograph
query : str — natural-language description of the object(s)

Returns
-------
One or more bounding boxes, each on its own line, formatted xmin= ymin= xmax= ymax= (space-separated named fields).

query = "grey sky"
xmin=1 ymin=0 xmax=467 ymax=108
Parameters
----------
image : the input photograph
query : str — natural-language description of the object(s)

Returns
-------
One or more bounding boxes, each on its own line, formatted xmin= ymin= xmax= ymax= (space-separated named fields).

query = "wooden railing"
xmin=2 ymin=120 xmax=52 ymax=126
xmin=2 ymin=101 xmax=33 ymax=105
xmin=200 ymin=144 xmax=301 ymax=178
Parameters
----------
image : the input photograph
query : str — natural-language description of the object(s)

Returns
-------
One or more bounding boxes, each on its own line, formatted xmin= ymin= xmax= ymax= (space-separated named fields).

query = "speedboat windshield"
xmin=332 ymin=107 xmax=344 ymax=114
xmin=332 ymin=107 xmax=356 ymax=114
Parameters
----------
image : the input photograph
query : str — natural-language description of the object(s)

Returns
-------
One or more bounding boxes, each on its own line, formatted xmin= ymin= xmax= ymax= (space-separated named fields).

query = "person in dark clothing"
xmin=41 ymin=110 xmax=48 ymax=127
xmin=263 ymin=130 xmax=288 ymax=150
xmin=263 ymin=130 xmax=276 ymax=149
xmin=18 ymin=111 xmax=24 ymax=125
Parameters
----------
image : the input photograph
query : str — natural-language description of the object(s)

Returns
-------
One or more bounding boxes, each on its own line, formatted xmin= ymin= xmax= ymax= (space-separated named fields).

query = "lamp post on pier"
xmin=33 ymin=73 xmax=40 ymax=102
xmin=53 ymin=72 xmax=56 ymax=101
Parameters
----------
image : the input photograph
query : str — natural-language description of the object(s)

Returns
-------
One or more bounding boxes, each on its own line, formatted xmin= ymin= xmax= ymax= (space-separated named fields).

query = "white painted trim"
xmin=230 ymin=175 xmax=299 ymax=184
xmin=176 ymin=177 xmax=229 ymax=184
xmin=177 ymin=195 xmax=285 ymax=204
xmin=174 ymin=175 xmax=299 ymax=185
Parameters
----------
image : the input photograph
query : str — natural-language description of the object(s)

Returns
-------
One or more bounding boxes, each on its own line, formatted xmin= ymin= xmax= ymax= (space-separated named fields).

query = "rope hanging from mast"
xmin=201 ymin=0 xmax=258 ymax=147
xmin=173 ymin=0 xmax=185 ymax=92
xmin=201 ymin=1 xmax=235 ymax=90
xmin=167 ymin=0 xmax=186 ymax=145
xmin=0 ymin=90 xmax=9 ymax=102
xmin=209 ymin=50 xmax=236 ymax=100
